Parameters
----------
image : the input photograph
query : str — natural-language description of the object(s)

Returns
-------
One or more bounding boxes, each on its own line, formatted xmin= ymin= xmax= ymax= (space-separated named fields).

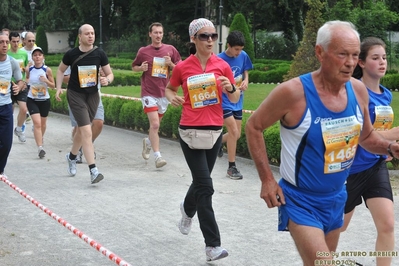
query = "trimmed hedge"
xmin=48 ymin=90 xmax=281 ymax=165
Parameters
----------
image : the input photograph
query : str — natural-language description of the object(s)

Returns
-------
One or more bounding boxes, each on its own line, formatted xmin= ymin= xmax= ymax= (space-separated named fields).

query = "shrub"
xmin=381 ymin=74 xmax=399 ymax=90
xmin=119 ymin=101 xmax=136 ymax=128
xmin=229 ymin=13 xmax=255 ymax=61
xmin=35 ymin=26 xmax=48 ymax=54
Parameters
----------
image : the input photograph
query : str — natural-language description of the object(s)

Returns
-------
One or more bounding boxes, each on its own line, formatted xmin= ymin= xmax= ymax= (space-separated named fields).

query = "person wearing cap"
xmin=19 ymin=31 xmax=27 ymax=48
xmin=55 ymin=24 xmax=114 ymax=185
xmin=7 ymin=31 xmax=29 ymax=143
xmin=25 ymin=47 xmax=55 ymax=158
xmin=166 ymin=18 xmax=240 ymax=262
xmin=132 ymin=22 xmax=181 ymax=169
xmin=0 ymin=32 xmax=26 ymax=175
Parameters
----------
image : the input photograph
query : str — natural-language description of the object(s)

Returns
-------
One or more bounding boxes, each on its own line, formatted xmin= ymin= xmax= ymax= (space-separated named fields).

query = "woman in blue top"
xmin=341 ymin=37 xmax=397 ymax=266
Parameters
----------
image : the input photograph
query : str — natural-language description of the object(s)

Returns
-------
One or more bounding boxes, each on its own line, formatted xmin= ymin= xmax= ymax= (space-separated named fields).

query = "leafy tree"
xmin=323 ymin=0 xmax=353 ymax=21
xmin=36 ymin=0 xmax=79 ymax=31
xmin=284 ymin=0 xmax=324 ymax=80
xmin=352 ymin=0 xmax=399 ymax=43
xmin=0 ymin=0 xmax=29 ymax=30
xmin=35 ymin=25 xmax=48 ymax=54
xmin=229 ymin=13 xmax=255 ymax=61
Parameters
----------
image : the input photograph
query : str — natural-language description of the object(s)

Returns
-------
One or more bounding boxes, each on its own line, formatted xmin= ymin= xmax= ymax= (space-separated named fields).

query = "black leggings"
xmin=180 ymin=133 xmax=222 ymax=247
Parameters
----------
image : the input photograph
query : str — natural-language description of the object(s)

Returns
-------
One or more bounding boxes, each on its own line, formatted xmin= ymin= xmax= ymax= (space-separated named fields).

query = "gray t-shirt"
xmin=0 ymin=55 xmax=22 ymax=105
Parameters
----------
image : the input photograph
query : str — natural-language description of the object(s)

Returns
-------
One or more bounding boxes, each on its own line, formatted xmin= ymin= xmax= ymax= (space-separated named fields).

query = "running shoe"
xmin=205 ymin=246 xmax=229 ymax=261
xmin=38 ymin=147 xmax=46 ymax=159
xmin=178 ymin=202 xmax=192 ymax=235
xmin=142 ymin=138 xmax=151 ymax=160
xmin=14 ymin=128 xmax=26 ymax=142
xmin=65 ymin=153 xmax=77 ymax=176
xmin=227 ymin=166 xmax=243 ymax=180
xmin=155 ymin=156 xmax=167 ymax=168
xmin=90 ymin=167 xmax=104 ymax=184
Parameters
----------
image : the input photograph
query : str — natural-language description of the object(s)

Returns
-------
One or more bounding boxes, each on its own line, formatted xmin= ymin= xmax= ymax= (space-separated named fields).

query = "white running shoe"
xmin=155 ymin=156 xmax=167 ymax=168
xmin=142 ymin=138 xmax=151 ymax=160
xmin=14 ymin=128 xmax=26 ymax=143
xmin=205 ymin=246 xmax=229 ymax=261
xmin=90 ymin=167 xmax=104 ymax=184
xmin=178 ymin=202 xmax=192 ymax=235
xmin=65 ymin=153 xmax=77 ymax=176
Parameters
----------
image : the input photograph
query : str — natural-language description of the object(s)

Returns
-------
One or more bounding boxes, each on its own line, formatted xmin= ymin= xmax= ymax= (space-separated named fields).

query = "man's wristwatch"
xmin=106 ymin=77 xmax=111 ymax=85
xmin=227 ymin=84 xmax=236 ymax=94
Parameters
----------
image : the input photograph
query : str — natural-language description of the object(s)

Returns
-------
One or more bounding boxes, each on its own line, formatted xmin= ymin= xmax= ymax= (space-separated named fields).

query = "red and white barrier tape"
xmin=0 ymin=175 xmax=132 ymax=266
xmin=100 ymin=93 xmax=255 ymax=114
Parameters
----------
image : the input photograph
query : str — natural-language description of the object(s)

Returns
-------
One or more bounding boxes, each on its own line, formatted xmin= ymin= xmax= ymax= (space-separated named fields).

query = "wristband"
xmin=227 ymin=84 xmax=236 ymax=94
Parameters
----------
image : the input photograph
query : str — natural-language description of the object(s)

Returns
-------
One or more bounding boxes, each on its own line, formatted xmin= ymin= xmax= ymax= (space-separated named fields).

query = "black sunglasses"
xmin=195 ymin=33 xmax=218 ymax=41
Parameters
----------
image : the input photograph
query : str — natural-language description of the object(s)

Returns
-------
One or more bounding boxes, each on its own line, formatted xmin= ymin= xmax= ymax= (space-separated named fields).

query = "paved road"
xmin=0 ymin=110 xmax=398 ymax=266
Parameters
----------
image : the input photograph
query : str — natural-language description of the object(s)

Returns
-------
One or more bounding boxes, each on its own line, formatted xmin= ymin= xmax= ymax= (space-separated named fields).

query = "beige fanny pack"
xmin=178 ymin=128 xmax=222 ymax=150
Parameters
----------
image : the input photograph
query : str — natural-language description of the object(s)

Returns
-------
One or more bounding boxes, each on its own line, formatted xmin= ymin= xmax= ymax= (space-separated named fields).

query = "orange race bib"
xmin=0 ymin=78 xmax=10 ymax=95
xmin=78 ymin=65 xmax=97 ymax=88
xmin=187 ymin=73 xmax=219 ymax=109
xmin=30 ymin=83 xmax=47 ymax=98
xmin=151 ymin=57 xmax=168 ymax=78
xmin=235 ymin=74 xmax=243 ymax=87
xmin=17 ymin=59 xmax=25 ymax=73
xmin=321 ymin=115 xmax=361 ymax=174
xmin=373 ymin=106 xmax=393 ymax=131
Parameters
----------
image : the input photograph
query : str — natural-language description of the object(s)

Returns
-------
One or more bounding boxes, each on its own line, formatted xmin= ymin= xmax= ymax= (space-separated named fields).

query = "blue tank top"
xmin=279 ymin=73 xmax=363 ymax=193
xmin=350 ymin=84 xmax=392 ymax=174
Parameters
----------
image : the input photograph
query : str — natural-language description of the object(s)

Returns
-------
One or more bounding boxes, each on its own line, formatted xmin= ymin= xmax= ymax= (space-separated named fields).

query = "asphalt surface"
xmin=0 ymin=109 xmax=398 ymax=266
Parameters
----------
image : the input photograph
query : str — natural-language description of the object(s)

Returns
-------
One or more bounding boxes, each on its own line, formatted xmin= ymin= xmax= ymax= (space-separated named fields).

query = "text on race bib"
xmin=31 ymin=83 xmax=47 ymax=98
xmin=0 ymin=78 xmax=10 ymax=95
xmin=78 ymin=65 xmax=97 ymax=88
xmin=321 ymin=115 xmax=361 ymax=174
xmin=151 ymin=57 xmax=168 ymax=79
xmin=187 ymin=73 xmax=219 ymax=109
xmin=373 ymin=106 xmax=393 ymax=131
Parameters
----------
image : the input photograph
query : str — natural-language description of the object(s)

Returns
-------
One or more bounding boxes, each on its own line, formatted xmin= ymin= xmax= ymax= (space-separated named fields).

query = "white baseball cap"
xmin=32 ymin=47 xmax=44 ymax=54
xmin=21 ymin=31 xmax=27 ymax=39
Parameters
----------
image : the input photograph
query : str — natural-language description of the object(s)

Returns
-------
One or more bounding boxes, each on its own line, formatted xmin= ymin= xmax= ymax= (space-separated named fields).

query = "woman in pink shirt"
xmin=166 ymin=18 xmax=240 ymax=262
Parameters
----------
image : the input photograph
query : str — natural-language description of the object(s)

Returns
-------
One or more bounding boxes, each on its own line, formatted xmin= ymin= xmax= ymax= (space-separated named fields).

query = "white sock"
xmin=146 ymin=138 xmax=151 ymax=146
xmin=16 ymin=126 xmax=23 ymax=131
xmin=154 ymin=151 xmax=161 ymax=159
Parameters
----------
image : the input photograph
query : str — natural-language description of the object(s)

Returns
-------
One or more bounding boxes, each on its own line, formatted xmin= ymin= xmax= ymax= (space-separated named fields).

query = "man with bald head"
xmin=20 ymin=32 xmax=35 ymax=64
xmin=0 ymin=32 xmax=26 ymax=175
xmin=246 ymin=20 xmax=399 ymax=265
xmin=55 ymin=24 xmax=114 ymax=184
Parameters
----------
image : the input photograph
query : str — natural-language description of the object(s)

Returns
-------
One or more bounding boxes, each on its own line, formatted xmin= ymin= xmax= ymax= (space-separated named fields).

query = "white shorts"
xmin=141 ymin=96 xmax=169 ymax=115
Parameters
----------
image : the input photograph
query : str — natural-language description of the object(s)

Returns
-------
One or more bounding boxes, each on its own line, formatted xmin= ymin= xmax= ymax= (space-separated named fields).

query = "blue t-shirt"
xmin=218 ymin=50 xmax=253 ymax=111
xmin=349 ymin=84 xmax=392 ymax=174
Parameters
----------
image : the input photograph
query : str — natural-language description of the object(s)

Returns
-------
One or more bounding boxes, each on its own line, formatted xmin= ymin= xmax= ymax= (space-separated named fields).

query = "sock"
xmin=89 ymin=164 xmax=96 ymax=172
xmin=38 ymin=145 xmax=43 ymax=151
xmin=154 ymin=151 xmax=161 ymax=159
xmin=229 ymin=161 xmax=236 ymax=168
xmin=16 ymin=126 xmax=23 ymax=131
xmin=146 ymin=138 xmax=151 ymax=146
xmin=69 ymin=152 xmax=77 ymax=160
